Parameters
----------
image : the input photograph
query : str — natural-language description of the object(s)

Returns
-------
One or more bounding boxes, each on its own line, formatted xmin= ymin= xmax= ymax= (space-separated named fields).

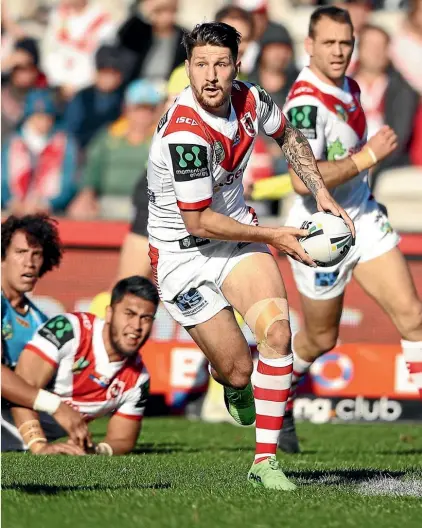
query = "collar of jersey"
xmin=187 ymin=87 xmax=238 ymax=137
xmin=302 ymin=66 xmax=352 ymax=101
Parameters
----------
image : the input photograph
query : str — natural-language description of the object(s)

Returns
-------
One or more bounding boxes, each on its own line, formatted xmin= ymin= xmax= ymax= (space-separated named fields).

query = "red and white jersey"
xmin=25 ymin=313 xmax=149 ymax=422
xmin=147 ymin=81 xmax=285 ymax=251
xmin=283 ymin=67 xmax=370 ymax=220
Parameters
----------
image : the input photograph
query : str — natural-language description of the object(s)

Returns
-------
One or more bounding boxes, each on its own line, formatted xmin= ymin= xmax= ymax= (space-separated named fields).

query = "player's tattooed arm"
xmin=276 ymin=120 xmax=325 ymax=197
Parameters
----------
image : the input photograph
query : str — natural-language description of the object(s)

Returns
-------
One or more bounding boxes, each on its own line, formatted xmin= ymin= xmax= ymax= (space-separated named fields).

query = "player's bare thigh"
xmin=187 ymin=307 xmax=253 ymax=389
xmin=221 ymin=252 xmax=291 ymax=358
xmin=353 ymin=247 xmax=422 ymax=341
xmin=116 ymin=233 xmax=152 ymax=281
xmin=295 ymin=293 xmax=344 ymax=361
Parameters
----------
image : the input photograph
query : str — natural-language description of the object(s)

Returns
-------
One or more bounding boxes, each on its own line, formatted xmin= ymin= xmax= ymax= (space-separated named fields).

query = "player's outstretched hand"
xmin=367 ymin=125 xmax=398 ymax=162
xmin=35 ymin=442 xmax=86 ymax=456
xmin=315 ymin=188 xmax=356 ymax=241
xmin=53 ymin=402 xmax=92 ymax=450
xmin=271 ymin=227 xmax=317 ymax=267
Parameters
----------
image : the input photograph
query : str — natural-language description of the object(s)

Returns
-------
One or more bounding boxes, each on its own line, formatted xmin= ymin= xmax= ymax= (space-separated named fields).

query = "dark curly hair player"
xmin=1 ymin=214 xmax=67 ymax=452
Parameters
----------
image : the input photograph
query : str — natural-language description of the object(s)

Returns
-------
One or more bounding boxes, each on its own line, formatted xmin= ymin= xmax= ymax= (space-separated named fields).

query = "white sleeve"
xmin=26 ymin=314 xmax=79 ymax=368
xmin=283 ymin=95 xmax=328 ymax=161
xmin=251 ymin=84 xmax=286 ymax=138
xmin=115 ymin=367 xmax=150 ymax=421
xmin=162 ymin=132 xmax=213 ymax=211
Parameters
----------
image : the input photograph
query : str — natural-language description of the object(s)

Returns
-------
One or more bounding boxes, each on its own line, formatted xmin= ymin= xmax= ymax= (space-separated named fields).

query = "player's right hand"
xmin=367 ymin=125 xmax=398 ymax=162
xmin=34 ymin=442 xmax=86 ymax=456
xmin=53 ymin=402 xmax=92 ymax=450
xmin=271 ymin=227 xmax=317 ymax=267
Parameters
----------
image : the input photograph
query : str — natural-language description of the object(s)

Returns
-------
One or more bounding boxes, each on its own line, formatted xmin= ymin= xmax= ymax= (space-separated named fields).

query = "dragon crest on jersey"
xmin=169 ymin=143 xmax=209 ymax=182
xmin=240 ymin=112 xmax=256 ymax=137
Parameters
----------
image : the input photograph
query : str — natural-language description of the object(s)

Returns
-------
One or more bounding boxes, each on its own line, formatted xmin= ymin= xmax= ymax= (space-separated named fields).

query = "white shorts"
xmin=286 ymin=197 xmax=401 ymax=300
xmin=150 ymin=241 xmax=271 ymax=327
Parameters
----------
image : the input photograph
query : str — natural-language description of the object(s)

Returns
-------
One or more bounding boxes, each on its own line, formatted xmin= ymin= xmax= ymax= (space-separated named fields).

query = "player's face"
xmin=186 ymin=45 xmax=239 ymax=116
xmin=1 ymin=231 xmax=43 ymax=295
xmin=107 ymin=294 xmax=156 ymax=358
xmin=306 ymin=17 xmax=354 ymax=83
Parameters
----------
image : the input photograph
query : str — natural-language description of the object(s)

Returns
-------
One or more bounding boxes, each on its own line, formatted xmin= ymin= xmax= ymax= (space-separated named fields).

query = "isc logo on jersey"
xmin=176 ymin=117 xmax=198 ymax=126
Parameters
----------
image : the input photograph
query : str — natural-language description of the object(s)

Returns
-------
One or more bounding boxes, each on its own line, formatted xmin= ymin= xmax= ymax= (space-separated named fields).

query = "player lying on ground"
xmin=147 ymin=21 xmax=354 ymax=491
xmin=278 ymin=6 xmax=422 ymax=454
xmin=1 ymin=365 xmax=91 ymax=450
xmin=11 ymin=276 xmax=158 ymax=455
xmin=1 ymin=214 xmax=64 ymax=452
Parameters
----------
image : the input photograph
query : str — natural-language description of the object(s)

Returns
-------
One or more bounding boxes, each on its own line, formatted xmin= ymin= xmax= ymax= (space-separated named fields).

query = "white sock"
xmin=286 ymin=334 xmax=313 ymax=411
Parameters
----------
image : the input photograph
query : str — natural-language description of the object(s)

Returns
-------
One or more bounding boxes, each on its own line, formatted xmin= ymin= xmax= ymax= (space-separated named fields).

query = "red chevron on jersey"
xmin=288 ymin=80 xmax=366 ymax=140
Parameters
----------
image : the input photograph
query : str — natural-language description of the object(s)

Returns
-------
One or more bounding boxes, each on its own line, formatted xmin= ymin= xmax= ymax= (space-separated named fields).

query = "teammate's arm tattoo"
xmin=276 ymin=120 xmax=325 ymax=197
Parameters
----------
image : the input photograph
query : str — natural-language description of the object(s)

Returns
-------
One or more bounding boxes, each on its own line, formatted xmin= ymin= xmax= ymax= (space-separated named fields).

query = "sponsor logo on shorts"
xmin=287 ymin=105 xmax=318 ymax=140
xmin=169 ymin=144 xmax=209 ymax=182
xmin=147 ymin=188 xmax=156 ymax=204
xmin=178 ymin=235 xmax=210 ymax=250
xmin=315 ymin=271 xmax=340 ymax=289
xmin=174 ymin=288 xmax=208 ymax=316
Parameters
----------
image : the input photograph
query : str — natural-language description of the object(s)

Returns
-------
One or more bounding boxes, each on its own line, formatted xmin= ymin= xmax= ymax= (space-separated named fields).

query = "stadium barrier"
xmin=31 ymin=219 xmax=422 ymax=422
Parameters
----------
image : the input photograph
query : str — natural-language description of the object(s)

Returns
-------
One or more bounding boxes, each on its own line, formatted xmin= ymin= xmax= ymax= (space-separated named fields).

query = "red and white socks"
xmin=285 ymin=337 xmax=313 ymax=413
xmin=401 ymin=339 xmax=422 ymax=398
xmin=253 ymin=353 xmax=293 ymax=463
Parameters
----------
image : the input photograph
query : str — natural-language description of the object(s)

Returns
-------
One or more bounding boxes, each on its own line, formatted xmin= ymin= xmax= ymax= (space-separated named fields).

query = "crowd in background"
xmin=1 ymin=0 xmax=422 ymax=222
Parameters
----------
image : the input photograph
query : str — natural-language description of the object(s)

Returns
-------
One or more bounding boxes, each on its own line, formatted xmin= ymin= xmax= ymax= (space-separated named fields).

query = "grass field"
xmin=2 ymin=417 xmax=422 ymax=528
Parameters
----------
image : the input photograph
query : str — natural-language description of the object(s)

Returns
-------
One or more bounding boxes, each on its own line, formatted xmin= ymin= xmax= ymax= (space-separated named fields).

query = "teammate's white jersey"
xmin=147 ymin=81 xmax=286 ymax=251
xmin=283 ymin=67 xmax=370 ymax=220
xmin=26 ymin=313 xmax=149 ymax=421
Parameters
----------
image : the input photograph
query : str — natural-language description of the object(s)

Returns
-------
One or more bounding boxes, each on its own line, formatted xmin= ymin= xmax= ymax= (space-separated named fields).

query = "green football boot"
xmin=247 ymin=456 xmax=297 ymax=491
xmin=223 ymin=382 xmax=255 ymax=426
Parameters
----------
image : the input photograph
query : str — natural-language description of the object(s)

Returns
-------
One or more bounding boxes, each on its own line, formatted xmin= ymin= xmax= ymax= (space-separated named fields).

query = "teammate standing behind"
xmin=278 ymin=6 xmax=422 ymax=454
xmin=11 ymin=276 xmax=157 ymax=455
xmin=147 ymin=22 xmax=354 ymax=490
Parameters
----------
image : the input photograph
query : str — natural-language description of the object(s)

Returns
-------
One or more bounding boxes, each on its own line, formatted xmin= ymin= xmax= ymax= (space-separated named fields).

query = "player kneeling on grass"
xmin=11 ymin=276 xmax=158 ymax=455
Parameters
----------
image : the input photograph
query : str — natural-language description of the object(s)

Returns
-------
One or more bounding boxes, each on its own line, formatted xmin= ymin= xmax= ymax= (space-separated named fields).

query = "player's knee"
xmin=226 ymin=361 xmax=253 ymax=390
xmin=263 ymin=320 xmax=292 ymax=358
xmin=395 ymin=299 xmax=422 ymax=339
xmin=308 ymin=328 xmax=338 ymax=355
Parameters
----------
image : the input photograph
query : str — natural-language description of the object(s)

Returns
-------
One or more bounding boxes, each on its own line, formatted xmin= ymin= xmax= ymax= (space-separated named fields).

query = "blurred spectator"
xmin=390 ymin=0 xmax=422 ymax=96
xmin=336 ymin=0 xmax=371 ymax=75
xmin=354 ymin=24 xmax=420 ymax=188
xmin=233 ymin=0 xmax=293 ymax=74
xmin=1 ymin=38 xmax=47 ymax=142
xmin=215 ymin=5 xmax=254 ymax=77
xmin=1 ymin=89 xmax=78 ymax=215
xmin=249 ymin=41 xmax=298 ymax=109
xmin=41 ymin=0 xmax=118 ymax=100
xmin=67 ymin=79 xmax=163 ymax=220
xmin=63 ymin=45 xmax=132 ymax=149
xmin=118 ymin=0 xmax=187 ymax=84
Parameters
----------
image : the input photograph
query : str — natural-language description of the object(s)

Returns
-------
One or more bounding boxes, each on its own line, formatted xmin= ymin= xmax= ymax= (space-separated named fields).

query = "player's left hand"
xmin=315 ymin=188 xmax=356 ymax=241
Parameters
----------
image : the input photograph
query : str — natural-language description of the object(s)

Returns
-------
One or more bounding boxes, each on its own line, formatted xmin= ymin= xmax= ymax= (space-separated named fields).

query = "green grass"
xmin=2 ymin=418 xmax=422 ymax=528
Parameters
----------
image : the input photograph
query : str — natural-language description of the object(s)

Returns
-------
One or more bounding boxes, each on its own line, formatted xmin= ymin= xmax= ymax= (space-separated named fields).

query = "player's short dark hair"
xmin=111 ymin=276 xmax=159 ymax=308
xmin=1 ymin=214 xmax=62 ymax=277
xmin=215 ymin=6 xmax=254 ymax=37
xmin=182 ymin=22 xmax=241 ymax=61
xmin=309 ymin=6 xmax=354 ymax=39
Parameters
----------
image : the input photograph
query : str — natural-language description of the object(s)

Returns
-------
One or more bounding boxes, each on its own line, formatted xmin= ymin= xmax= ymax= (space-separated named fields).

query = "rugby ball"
xmin=299 ymin=212 xmax=353 ymax=267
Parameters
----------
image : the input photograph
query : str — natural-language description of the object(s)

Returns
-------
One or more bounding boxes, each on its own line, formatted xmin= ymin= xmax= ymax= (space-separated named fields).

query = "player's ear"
xmin=184 ymin=59 xmax=190 ymax=80
xmin=235 ymin=60 xmax=241 ymax=79
xmin=105 ymin=305 xmax=113 ymax=324
xmin=305 ymin=36 xmax=313 ymax=57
